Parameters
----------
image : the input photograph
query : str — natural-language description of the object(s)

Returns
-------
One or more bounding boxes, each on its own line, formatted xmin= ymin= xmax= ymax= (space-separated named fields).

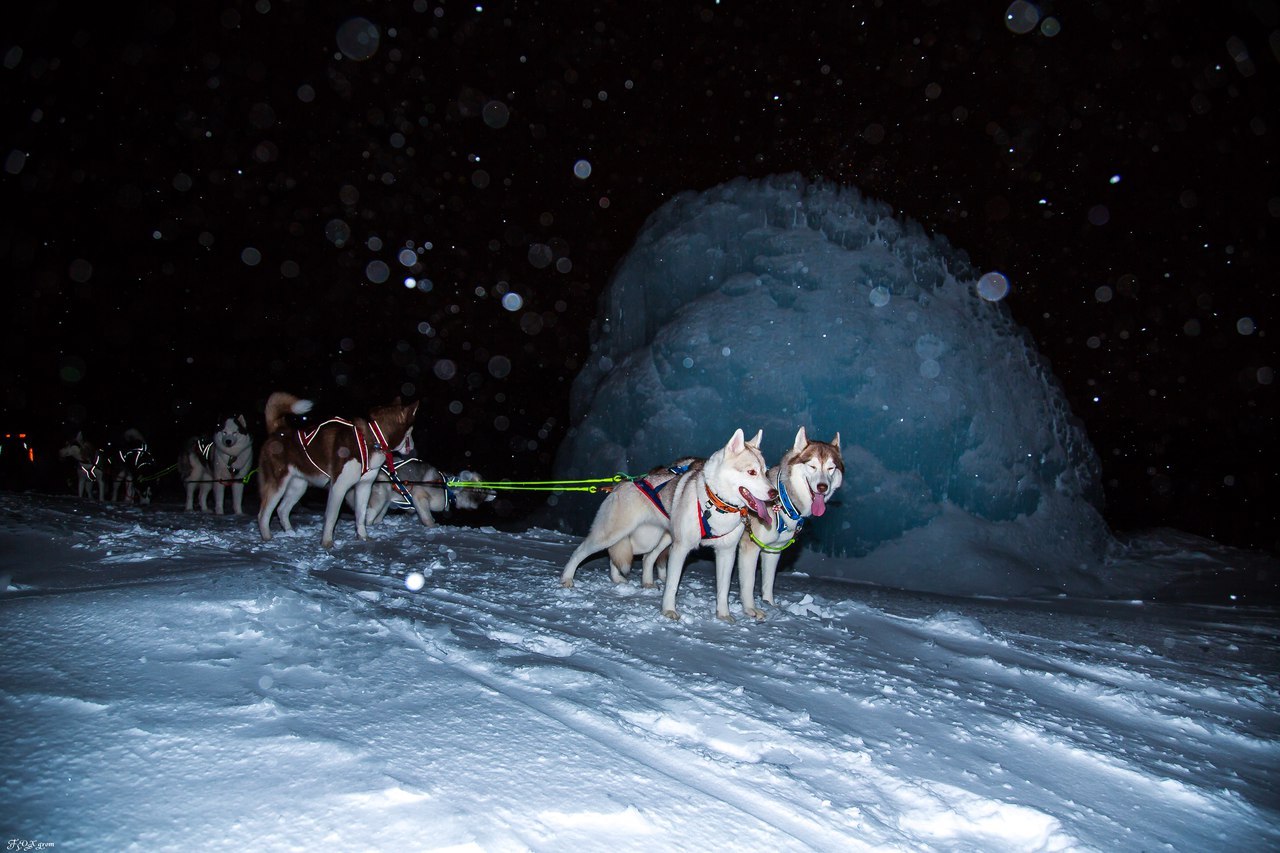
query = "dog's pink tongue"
xmin=741 ymin=488 xmax=772 ymax=527
xmin=810 ymin=491 xmax=827 ymax=517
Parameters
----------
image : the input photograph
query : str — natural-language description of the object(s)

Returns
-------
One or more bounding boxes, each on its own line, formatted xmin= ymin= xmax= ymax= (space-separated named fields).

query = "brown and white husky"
xmin=256 ymin=392 xmax=418 ymax=549
xmin=737 ymin=427 xmax=843 ymax=620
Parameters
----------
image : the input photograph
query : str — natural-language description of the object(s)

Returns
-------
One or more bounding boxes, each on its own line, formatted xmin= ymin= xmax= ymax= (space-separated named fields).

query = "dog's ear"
xmin=747 ymin=429 xmax=763 ymax=448
xmin=793 ymin=426 xmax=808 ymax=452
xmin=831 ymin=432 xmax=841 ymax=449
xmin=235 ymin=414 xmax=248 ymax=430
xmin=727 ymin=428 xmax=746 ymax=453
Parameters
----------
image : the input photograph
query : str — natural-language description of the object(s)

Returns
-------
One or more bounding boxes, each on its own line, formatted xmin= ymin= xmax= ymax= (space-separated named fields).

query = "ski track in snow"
xmin=1 ymin=495 xmax=1278 ymax=852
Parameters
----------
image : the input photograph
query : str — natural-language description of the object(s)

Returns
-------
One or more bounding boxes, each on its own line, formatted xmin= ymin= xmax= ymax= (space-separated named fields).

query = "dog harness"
xmin=78 ymin=450 xmax=105 ymax=483
xmin=367 ymin=418 xmax=397 ymax=476
xmin=634 ymin=464 xmax=690 ymax=519
xmin=119 ymin=444 xmax=154 ymax=472
xmin=379 ymin=453 xmax=421 ymax=508
xmin=196 ymin=439 xmax=214 ymax=462
xmin=297 ymin=418 xmax=371 ymax=477
xmin=750 ymin=480 xmax=806 ymax=553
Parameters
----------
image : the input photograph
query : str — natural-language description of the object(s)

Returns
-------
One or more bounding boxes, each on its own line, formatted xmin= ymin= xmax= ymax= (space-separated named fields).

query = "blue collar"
xmin=775 ymin=479 xmax=806 ymax=536
xmin=777 ymin=479 xmax=803 ymax=522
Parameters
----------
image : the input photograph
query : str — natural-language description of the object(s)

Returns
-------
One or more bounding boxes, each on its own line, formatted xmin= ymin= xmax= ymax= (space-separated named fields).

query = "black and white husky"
xmin=211 ymin=415 xmax=254 ymax=515
xmin=178 ymin=415 xmax=254 ymax=514
xmin=561 ymin=429 xmax=776 ymax=622
xmin=737 ymin=427 xmax=843 ymax=620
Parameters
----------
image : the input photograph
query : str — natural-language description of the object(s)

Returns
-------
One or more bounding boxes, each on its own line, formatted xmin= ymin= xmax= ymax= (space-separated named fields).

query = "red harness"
xmin=367 ymin=419 xmax=397 ymax=476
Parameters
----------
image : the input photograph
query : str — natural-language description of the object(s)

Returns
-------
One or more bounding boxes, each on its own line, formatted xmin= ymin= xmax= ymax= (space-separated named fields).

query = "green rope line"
xmin=443 ymin=473 xmax=634 ymax=494
xmin=141 ymin=466 xmax=258 ymax=486
xmin=455 ymin=474 xmax=629 ymax=487
xmin=138 ymin=463 xmax=177 ymax=483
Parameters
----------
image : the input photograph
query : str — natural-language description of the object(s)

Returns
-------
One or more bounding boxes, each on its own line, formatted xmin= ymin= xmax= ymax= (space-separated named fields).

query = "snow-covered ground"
xmin=2 ymin=493 xmax=1277 ymax=852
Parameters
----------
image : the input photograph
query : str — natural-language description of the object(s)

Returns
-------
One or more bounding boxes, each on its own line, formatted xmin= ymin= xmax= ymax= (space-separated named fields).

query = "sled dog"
xmin=211 ymin=414 xmax=254 ymax=515
xmin=178 ymin=434 xmax=215 ymax=512
xmin=257 ymin=392 xmax=418 ymax=549
xmin=559 ymin=457 xmax=697 ymax=589
xmin=358 ymin=456 xmax=496 ymax=527
xmin=737 ymin=427 xmax=843 ymax=620
xmin=111 ymin=428 xmax=154 ymax=504
xmin=562 ymin=429 xmax=775 ymax=622
xmin=60 ymin=432 xmax=107 ymax=500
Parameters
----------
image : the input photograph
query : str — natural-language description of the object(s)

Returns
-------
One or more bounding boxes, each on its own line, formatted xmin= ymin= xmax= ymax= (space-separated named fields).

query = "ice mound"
xmin=554 ymin=174 xmax=1135 ymax=597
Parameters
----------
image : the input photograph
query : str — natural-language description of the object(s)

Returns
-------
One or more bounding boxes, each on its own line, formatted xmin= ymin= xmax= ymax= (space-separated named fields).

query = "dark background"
xmin=2 ymin=1 xmax=1275 ymax=551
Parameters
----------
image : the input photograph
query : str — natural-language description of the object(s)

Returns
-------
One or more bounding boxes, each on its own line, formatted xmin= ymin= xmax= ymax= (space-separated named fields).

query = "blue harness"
xmin=635 ymin=464 xmax=690 ymax=519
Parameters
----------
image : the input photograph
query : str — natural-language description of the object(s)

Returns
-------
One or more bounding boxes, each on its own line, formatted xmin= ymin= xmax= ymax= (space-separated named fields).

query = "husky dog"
xmin=59 ymin=432 xmax=107 ymax=500
xmin=558 ymin=457 xmax=697 ymax=589
xmin=178 ymin=435 xmax=215 ymax=512
xmin=737 ymin=427 xmax=843 ymax=620
xmin=359 ymin=457 xmax=496 ymax=527
xmin=257 ymin=392 xmax=418 ymax=549
xmin=111 ymin=428 xmax=154 ymax=504
xmin=562 ymin=429 xmax=775 ymax=622
xmin=211 ymin=414 xmax=254 ymax=515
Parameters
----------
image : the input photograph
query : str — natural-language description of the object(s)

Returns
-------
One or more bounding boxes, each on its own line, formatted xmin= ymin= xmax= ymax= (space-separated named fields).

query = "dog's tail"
xmin=264 ymin=391 xmax=314 ymax=434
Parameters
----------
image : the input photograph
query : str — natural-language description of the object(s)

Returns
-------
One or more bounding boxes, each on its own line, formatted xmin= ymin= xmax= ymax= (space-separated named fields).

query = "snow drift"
xmin=554 ymin=175 xmax=1127 ymax=597
xmin=2 ymin=495 xmax=1278 ymax=851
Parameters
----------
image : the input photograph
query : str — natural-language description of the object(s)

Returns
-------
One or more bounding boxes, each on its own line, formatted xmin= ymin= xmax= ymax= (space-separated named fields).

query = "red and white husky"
xmin=256 ymin=392 xmax=417 ymax=549
xmin=737 ymin=427 xmax=843 ymax=620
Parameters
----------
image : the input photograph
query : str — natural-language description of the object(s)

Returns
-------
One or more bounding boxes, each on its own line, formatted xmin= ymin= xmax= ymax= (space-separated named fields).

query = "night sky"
xmin=2 ymin=1 xmax=1276 ymax=552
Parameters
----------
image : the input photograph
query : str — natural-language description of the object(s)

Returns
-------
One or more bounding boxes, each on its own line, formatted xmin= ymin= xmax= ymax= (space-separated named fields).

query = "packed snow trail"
xmin=1 ymin=494 xmax=1277 ymax=851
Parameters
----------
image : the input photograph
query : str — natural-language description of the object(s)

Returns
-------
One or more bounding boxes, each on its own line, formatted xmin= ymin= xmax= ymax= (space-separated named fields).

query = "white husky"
xmin=737 ymin=427 xmax=843 ymax=620
xmin=558 ymin=457 xmax=696 ymax=589
xmin=353 ymin=457 xmax=495 ymax=526
xmin=561 ymin=429 xmax=775 ymax=622
xmin=211 ymin=415 xmax=254 ymax=515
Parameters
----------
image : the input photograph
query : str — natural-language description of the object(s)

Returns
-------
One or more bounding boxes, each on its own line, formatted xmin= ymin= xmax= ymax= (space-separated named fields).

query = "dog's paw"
xmin=642 ymin=582 xmax=657 ymax=589
xmin=745 ymin=607 xmax=766 ymax=621
xmin=716 ymin=611 xmax=736 ymax=624
xmin=560 ymin=578 xmax=574 ymax=589
xmin=662 ymin=609 xmax=681 ymax=621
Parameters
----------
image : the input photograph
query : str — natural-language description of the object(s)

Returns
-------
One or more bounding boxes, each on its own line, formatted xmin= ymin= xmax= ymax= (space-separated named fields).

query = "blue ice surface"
xmin=553 ymin=174 xmax=1138 ymax=598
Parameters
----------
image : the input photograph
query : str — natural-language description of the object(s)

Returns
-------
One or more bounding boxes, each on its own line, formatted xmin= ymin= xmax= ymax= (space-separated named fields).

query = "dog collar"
xmin=749 ymin=530 xmax=797 ymax=553
xmin=777 ymin=480 xmax=803 ymax=522
xmin=704 ymin=483 xmax=747 ymax=517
